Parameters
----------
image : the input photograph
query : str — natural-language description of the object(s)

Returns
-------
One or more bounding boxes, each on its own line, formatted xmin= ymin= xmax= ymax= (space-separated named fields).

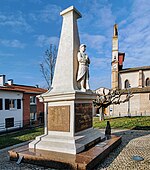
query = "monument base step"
xmin=29 ymin=128 xmax=105 ymax=154
xmin=8 ymin=135 xmax=121 ymax=170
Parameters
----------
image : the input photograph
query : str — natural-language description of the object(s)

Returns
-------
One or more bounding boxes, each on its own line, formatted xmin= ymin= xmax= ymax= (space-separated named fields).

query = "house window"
xmin=5 ymin=117 xmax=14 ymax=128
xmin=30 ymin=96 xmax=36 ymax=104
xmin=9 ymin=99 xmax=17 ymax=109
xmin=125 ymin=79 xmax=130 ymax=88
xmin=30 ymin=112 xmax=37 ymax=121
xmin=17 ymin=99 xmax=21 ymax=109
xmin=146 ymin=78 xmax=150 ymax=86
xmin=0 ymin=99 xmax=3 ymax=110
xmin=5 ymin=99 xmax=19 ymax=110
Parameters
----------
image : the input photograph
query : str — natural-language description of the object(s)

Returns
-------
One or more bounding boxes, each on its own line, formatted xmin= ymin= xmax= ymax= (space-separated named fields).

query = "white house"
xmin=0 ymin=75 xmax=46 ymax=133
xmin=0 ymin=90 xmax=23 ymax=131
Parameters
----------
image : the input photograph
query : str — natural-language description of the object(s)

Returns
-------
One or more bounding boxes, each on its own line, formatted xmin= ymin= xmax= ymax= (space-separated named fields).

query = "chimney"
xmin=35 ymin=84 xmax=39 ymax=88
xmin=0 ymin=75 xmax=6 ymax=86
xmin=7 ymin=79 xmax=13 ymax=85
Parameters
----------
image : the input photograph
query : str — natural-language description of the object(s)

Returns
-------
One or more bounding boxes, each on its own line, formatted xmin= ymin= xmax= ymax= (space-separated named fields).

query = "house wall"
xmin=23 ymin=93 xmax=45 ymax=126
xmin=143 ymin=70 xmax=150 ymax=86
xmin=119 ymin=71 xmax=139 ymax=89
xmin=119 ymin=70 xmax=150 ymax=89
xmin=0 ymin=91 xmax=23 ymax=131
xmin=108 ymin=92 xmax=150 ymax=117
xmin=140 ymin=93 xmax=150 ymax=115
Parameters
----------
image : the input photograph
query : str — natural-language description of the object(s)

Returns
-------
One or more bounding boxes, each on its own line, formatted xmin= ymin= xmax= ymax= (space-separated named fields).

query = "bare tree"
xmin=93 ymin=88 xmax=133 ymax=121
xmin=40 ymin=44 xmax=57 ymax=89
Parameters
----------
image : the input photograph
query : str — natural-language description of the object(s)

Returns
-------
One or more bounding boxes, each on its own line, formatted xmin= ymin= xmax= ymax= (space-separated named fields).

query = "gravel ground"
xmin=0 ymin=129 xmax=149 ymax=170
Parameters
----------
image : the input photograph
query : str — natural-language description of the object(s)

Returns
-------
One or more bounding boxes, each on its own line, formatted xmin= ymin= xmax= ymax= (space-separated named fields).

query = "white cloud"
xmin=29 ymin=4 xmax=62 ymax=23
xmin=90 ymin=73 xmax=111 ymax=89
xmin=0 ymin=12 xmax=32 ymax=32
xmin=80 ymin=33 xmax=107 ymax=54
xmin=0 ymin=39 xmax=25 ymax=48
xmin=36 ymin=35 xmax=59 ymax=47
xmin=91 ymin=56 xmax=111 ymax=68
xmin=40 ymin=4 xmax=61 ymax=22
xmin=131 ymin=0 xmax=150 ymax=19
xmin=119 ymin=0 xmax=150 ymax=68
xmin=80 ymin=0 xmax=115 ymax=32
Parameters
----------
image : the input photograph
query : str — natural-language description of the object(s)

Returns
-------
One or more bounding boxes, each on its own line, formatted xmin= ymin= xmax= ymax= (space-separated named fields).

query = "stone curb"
xmin=0 ymin=140 xmax=32 ymax=154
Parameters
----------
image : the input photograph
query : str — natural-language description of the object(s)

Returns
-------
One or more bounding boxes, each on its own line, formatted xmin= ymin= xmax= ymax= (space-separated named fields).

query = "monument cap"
xmin=60 ymin=6 xmax=82 ymax=18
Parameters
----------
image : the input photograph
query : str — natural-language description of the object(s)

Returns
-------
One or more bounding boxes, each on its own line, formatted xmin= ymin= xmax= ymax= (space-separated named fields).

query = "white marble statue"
xmin=77 ymin=44 xmax=90 ymax=91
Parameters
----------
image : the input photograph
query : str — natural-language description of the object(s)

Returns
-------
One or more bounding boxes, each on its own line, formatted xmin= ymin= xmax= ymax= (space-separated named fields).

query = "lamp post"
xmin=127 ymin=84 xmax=131 ymax=117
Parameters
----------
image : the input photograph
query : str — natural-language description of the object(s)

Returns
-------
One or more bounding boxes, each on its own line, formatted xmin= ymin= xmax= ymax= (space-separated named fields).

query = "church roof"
xmin=119 ymin=66 xmax=150 ymax=73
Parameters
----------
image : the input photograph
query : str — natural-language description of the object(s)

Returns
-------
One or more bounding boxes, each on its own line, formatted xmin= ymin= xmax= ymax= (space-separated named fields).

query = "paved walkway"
xmin=97 ymin=129 xmax=150 ymax=170
xmin=0 ymin=129 xmax=149 ymax=170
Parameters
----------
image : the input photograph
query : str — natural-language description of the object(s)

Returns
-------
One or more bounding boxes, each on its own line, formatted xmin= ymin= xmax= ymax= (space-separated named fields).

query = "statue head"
xmin=79 ymin=44 xmax=86 ymax=52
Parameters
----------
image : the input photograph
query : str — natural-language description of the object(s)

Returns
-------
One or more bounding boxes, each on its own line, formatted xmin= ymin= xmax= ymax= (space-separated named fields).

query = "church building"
xmin=110 ymin=24 xmax=150 ymax=117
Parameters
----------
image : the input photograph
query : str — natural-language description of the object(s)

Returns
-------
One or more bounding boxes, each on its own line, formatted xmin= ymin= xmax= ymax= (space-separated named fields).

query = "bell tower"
xmin=111 ymin=24 xmax=119 ymax=89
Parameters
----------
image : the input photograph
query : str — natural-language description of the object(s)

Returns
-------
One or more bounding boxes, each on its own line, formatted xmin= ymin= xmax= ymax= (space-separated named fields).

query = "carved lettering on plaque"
xmin=48 ymin=106 xmax=70 ymax=132
xmin=75 ymin=103 xmax=93 ymax=133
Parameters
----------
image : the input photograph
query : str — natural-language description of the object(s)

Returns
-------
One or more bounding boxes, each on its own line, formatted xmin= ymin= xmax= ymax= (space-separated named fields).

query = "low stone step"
xmin=38 ymin=135 xmax=77 ymax=144
xmin=34 ymin=140 xmax=84 ymax=154
xmin=9 ymin=135 xmax=122 ymax=170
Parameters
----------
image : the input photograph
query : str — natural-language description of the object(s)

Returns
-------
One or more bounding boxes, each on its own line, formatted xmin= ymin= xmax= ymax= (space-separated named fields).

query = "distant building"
xmin=0 ymin=75 xmax=47 ymax=132
xmin=110 ymin=24 xmax=150 ymax=117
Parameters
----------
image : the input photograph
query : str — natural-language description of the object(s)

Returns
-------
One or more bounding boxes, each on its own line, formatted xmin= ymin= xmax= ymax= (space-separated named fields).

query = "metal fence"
xmin=0 ymin=119 xmax=44 ymax=134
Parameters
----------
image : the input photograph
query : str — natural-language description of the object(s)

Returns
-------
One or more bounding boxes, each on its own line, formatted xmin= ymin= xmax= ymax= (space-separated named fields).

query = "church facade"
xmin=110 ymin=24 xmax=150 ymax=117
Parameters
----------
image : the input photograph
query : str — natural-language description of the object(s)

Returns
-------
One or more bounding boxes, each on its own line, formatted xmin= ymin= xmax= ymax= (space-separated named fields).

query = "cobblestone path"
xmin=0 ymin=130 xmax=149 ymax=170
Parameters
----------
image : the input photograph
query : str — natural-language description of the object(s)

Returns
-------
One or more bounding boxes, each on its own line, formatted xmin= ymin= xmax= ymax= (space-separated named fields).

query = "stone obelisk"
xmin=51 ymin=6 xmax=80 ymax=93
xmin=29 ymin=6 xmax=104 ymax=154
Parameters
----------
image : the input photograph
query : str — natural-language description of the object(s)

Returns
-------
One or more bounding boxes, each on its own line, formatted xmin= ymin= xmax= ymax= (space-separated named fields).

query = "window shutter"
xmin=5 ymin=99 xmax=9 ymax=110
xmin=17 ymin=99 xmax=21 ymax=109
xmin=0 ymin=99 xmax=3 ymax=110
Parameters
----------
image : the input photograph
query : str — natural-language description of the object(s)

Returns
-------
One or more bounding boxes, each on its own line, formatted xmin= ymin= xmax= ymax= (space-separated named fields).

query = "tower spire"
xmin=113 ymin=24 xmax=118 ymax=37
xmin=111 ymin=24 xmax=119 ymax=89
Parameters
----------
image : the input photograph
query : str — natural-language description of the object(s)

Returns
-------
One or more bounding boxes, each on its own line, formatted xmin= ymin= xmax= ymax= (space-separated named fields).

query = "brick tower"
xmin=111 ymin=24 xmax=119 ymax=89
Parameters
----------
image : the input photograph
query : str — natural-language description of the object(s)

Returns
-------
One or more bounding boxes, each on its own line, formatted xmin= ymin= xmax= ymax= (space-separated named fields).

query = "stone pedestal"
xmin=29 ymin=91 xmax=105 ymax=154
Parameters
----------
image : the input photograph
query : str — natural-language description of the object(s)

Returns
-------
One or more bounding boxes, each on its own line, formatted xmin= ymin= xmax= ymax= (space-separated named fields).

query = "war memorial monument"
xmin=9 ymin=6 xmax=121 ymax=170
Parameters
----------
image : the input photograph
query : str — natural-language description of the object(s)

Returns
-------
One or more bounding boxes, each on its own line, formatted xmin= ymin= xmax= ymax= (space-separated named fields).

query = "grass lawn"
xmin=93 ymin=116 xmax=150 ymax=130
xmin=0 ymin=127 xmax=44 ymax=149
xmin=0 ymin=116 xmax=150 ymax=150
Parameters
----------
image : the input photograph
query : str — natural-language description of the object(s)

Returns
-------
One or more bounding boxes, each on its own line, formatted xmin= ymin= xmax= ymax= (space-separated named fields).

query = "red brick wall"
xmin=37 ymin=98 xmax=44 ymax=117
xmin=23 ymin=94 xmax=30 ymax=126
xmin=23 ymin=93 xmax=45 ymax=126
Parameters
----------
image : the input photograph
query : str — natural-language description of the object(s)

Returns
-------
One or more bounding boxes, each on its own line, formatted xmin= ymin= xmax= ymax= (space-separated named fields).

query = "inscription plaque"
xmin=48 ymin=106 xmax=70 ymax=132
xmin=75 ymin=103 xmax=93 ymax=133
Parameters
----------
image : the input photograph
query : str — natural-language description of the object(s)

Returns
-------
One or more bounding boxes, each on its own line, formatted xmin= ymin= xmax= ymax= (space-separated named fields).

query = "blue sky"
xmin=0 ymin=0 xmax=150 ymax=90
